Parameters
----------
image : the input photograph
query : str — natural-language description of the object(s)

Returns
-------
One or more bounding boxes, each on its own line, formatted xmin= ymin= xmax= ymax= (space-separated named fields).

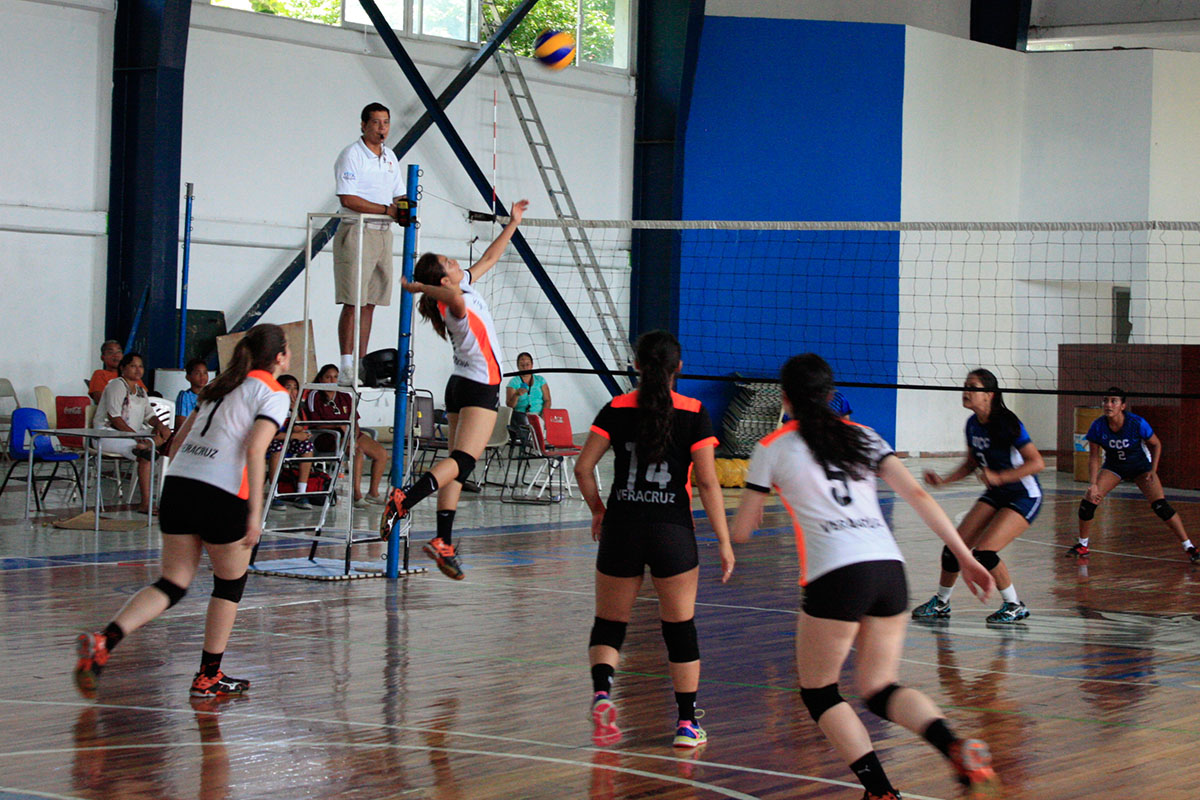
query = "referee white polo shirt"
xmin=334 ymin=138 xmax=406 ymax=228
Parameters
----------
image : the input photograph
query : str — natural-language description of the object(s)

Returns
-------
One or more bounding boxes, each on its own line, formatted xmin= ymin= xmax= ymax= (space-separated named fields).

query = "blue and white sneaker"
xmin=672 ymin=718 xmax=707 ymax=748
xmin=911 ymin=594 xmax=951 ymax=619
xmin=986 ymin=601 xmax=1030 ymax=624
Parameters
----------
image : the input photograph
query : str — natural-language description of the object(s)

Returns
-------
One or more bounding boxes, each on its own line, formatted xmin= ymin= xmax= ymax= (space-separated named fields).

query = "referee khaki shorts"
xmin=333 ymin=222 xmax=393 ymax=307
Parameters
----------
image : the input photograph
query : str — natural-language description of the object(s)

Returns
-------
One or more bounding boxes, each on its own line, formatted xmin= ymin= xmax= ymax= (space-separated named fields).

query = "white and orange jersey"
xmin=169 ymin=370 xmax=290 ymax=499
xmin=439 ymin=275 xmax=503 ymax=386
xmin=745 ymin=420 xmax=902 ymax=585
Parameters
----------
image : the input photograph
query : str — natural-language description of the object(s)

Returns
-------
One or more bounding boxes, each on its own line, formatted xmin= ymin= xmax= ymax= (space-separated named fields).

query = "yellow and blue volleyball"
xmin=534 ymin=29 xmax=576 ymax=70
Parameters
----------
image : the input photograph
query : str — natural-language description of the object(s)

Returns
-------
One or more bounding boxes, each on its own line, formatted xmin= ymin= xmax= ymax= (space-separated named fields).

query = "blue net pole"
xmin=386 ymin=164 xmax=420 ymax=579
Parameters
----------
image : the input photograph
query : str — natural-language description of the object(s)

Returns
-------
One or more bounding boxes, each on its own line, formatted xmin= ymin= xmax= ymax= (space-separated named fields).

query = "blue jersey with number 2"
xmin=1086 ymin=412 xmax=1153 ymax=472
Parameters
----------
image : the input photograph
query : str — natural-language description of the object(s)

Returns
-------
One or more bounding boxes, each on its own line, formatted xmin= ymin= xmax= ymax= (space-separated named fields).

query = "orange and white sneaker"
xmin=423 ymin=537 xmax=464 ymax=580
xmin=590 ymin=692 xmax=620 ymax=746
xmin=951 ymin=738 xmax=1001 ymax=798
xmin=379 ymin=487 xmax=409 ymax=540
xmin=190 ymin=670 xmax=250 ymax=698
xmin=73 ymin=632 xmax=110 ymax=699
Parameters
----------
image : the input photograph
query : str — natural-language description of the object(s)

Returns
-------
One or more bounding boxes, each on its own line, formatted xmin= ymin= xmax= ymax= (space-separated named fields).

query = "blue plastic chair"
xmin=0 ymin=407 xmax=82 ymax=511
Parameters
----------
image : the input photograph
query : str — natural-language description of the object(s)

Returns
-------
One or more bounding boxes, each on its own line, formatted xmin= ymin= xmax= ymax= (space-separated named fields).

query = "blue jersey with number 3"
xmin=965 ymin=415 xmax=1041 ymax=498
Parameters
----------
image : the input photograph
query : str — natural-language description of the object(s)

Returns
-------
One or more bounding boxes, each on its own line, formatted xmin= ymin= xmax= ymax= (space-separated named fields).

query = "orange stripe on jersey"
xmin=609 ymin=391 xmax=703 ymax=411
xmin=611 ymin=391 xmax=638 ymax=409
xmin=760 ymin=420 xmax=799 ymax=447
xmin=686 ymin=462 xmax=694 ymax=501
xmin=589 ymin=424 xmax=610 ymax=440
xmin=247 ymin=369 xmax=284 ymax=393
xmin=670 ymin=392 xmax=701 ymax=412
xmin=237 ymin=466 xmax=250 ymax=500
xmin=774 ymin=486 xmax=808 ymax=585
xmin=690 ymin=435 xmax=719 ymax=453
xmin=465 ymin=309 xmax=501 ymax=384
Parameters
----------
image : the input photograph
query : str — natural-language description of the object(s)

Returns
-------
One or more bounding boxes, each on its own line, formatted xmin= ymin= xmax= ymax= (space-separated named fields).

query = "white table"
xmin=27 ymin=428 xmax=157 ymax=533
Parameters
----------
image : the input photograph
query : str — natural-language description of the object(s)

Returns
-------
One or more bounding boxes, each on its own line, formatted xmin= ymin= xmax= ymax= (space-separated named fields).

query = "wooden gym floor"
xmin=0 ymin=456 xmax=1197 ymax=799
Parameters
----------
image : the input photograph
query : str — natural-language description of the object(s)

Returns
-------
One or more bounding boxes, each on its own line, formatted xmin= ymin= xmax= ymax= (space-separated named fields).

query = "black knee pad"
xmin=865 ymin=682 xmax=902 ymax=721
xmin=588 ymin=617 xmax=627 ymax=651
xmin=661 ymin=618 xmax=700 ymax=663
xmin=1152 ymin=499 xmax=1177 ymax=521
xmin=940 ymin=545 xmax=960 ymax=573
xmin=973 ymin=549 xmax=1000 ymax=571
xmin=800 ymin=683 xmax=844 ymax=723
xmin=152 ymin=577 xmax=187 ymax=608
xmin=211 ymin=573 xmax=248 ymax=604
xmin=1078 ymin=499 xmax=1098 ymax=521
xmin=449 ymin=450 xmax=477 ymax=484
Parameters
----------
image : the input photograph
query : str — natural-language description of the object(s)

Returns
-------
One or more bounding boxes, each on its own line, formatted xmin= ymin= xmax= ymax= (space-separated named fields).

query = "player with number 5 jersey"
xmin=574 ymin=331 xmax=734 ymax=750
xmin=731 ymin=353 xmax=999 ymax=800
xmin=915 ymin=368 xmax=1045 ymax=624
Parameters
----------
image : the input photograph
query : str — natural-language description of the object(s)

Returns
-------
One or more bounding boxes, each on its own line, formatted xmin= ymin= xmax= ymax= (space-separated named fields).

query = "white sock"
xmin=1182 ymin=539 xmax=1194 ymax=551
xmin=340 ymin=354 xmax=354 ymax=373
xmin=936 ymin=584 xmax=955 ymax=602
xmin=1078 ymin=537 xmax=1089 ymax=547
xmin=999 ymin=585 xmax=1019 ymax=604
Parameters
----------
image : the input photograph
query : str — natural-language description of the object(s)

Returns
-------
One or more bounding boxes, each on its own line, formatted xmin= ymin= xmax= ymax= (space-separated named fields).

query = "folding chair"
xmin=0 ymin=408 xmax=83 ymax=512
xmin=34 ymin=386 xmax=56 ymax=427
xmin=0 ymin=378 xmax=20 ymax=458
xmin=411 ymin=390 xmax=448 ymax=473
xmin=500 ymin=413 xmax=560 ymax=503
xmin=480 ymin=405 xmax=513 ymax=486
xmin=541 ymin=408 xmax=602 ymax=496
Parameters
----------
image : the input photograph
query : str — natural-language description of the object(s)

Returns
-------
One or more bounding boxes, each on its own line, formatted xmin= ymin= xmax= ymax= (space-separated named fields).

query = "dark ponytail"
xmin=414 ymin=251 xmax=448 ymax=340
xmin=200 ymin=323 xmax=287 ymax=403
xmin=635 ymin=330 xmax=681 ymax=463
xmin=967 ymin=368 xmax=1021 ymax=443
xmin=781 ymin=354 xmax=876 ymax=479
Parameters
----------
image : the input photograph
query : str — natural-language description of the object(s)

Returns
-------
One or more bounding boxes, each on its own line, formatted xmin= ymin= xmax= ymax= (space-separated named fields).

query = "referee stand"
xmin=250 ymin=165 xmax=426 ymax=581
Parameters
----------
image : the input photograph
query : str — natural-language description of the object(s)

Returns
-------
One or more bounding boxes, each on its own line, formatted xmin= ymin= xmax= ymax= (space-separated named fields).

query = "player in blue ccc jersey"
xmin=914 ymin=368 xmax=1045 ymax=624
xmin=1067 ymin=387 xmax=1198 ymax=563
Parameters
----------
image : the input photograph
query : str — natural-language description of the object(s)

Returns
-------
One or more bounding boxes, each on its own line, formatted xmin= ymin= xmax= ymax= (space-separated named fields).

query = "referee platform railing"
xmin=249 ymin=209 xmax=426 ymax=581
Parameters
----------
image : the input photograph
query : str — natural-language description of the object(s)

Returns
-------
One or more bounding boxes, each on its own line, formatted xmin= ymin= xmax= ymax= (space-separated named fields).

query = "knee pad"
xmin=865 ymin=683 xmax=902 ymax=721
xmin=1152 ymin=499 xmax=1177 ymax=521
xmin=1078 ymin=499 xmax=1098 ymax=521
xmin=800 ymin=683 xmax=844 ymax=723
xmin=940 ymin=545 xmax=960 ymax=573
xmin=211 ymin=573 xmax=248 ymax=604
xmin=973 ymin=549 xmax=1000 ymax=571
xmin=661 ymin=618 xmax=700 ymax=663
xmin=152 ymin=577 xmax=187 ymax=608
xmin=588 ymin=617 xmax=627 ymax=651
xmin=449 ymin=450 xmax=477 ymax=484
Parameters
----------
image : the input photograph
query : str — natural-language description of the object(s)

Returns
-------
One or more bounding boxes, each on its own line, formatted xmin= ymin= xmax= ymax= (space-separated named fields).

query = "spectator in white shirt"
xmin=95 ymin=352 xmax=171 ymax=512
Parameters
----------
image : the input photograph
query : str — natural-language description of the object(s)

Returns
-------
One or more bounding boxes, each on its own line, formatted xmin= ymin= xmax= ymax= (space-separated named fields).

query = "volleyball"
xmin=534 ymin=29 xmax=576 ymax=70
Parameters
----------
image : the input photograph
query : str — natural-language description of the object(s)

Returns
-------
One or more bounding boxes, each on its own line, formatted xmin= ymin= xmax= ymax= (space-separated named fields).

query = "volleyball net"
xmin=492 ymin=218 xmax=1200 ymax=392
xmin=470 ymin=217 xmax=1200 ymax=458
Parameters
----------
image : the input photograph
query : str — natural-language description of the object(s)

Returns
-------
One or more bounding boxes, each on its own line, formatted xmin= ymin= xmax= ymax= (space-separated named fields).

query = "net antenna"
xmin=482 ymin=0 xmax=635 ymax=378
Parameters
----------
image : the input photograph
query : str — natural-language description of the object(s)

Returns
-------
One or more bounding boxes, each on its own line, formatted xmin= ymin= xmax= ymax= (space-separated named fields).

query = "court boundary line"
xmin=0 ymin=698 xmax=951 ymax=800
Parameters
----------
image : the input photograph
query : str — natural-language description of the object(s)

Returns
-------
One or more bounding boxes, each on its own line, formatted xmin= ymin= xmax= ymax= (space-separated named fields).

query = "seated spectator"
xmin=269 ymin=374 xmax=314 ymax=510
xmin=506 ymin=351 xmax=551 ymax=415
xmin=174 ymin=357 xmax=210 ymax=429
xmin=88 ymin=340 xmax=145 ymax=403
xmin=95 ymin=352 xmax=171 ymax=513
xmin=305 ymin=364 xmax=387 ymax=507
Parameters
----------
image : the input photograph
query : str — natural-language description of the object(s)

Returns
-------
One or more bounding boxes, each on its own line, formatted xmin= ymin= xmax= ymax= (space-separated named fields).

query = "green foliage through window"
xmin=489 ymin=0 xmax=619 ymax=66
